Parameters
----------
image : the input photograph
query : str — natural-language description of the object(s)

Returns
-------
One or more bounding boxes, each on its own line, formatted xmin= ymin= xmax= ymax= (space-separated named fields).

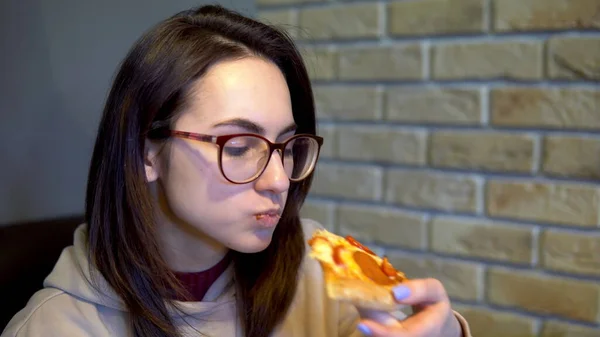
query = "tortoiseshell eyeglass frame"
xmin=147 ymin=128 xmax=324 ymax=184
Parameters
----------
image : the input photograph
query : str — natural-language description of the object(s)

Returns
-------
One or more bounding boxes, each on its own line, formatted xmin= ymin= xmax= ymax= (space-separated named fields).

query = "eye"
xmin=224 ymin=146 xmax=250 ymax=157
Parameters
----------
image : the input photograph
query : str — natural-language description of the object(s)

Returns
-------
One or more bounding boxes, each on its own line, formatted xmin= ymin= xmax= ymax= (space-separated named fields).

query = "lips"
xmin=254 ymin=209 xmax=282 ymax=228
xmin=255 ymin=212 xmax=281 ymax=221
xmin=255 ymin=207 xmax=281 ymax=218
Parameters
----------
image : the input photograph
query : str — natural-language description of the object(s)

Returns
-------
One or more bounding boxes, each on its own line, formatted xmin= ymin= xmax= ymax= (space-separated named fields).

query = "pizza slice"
xmin=308 ymin=229 xmax=408 ymax=311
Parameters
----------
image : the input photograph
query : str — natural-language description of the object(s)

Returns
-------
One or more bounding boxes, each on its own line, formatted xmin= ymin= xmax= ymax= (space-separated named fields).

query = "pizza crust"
xmin=308 ymin=229 xmax=407 ymax=311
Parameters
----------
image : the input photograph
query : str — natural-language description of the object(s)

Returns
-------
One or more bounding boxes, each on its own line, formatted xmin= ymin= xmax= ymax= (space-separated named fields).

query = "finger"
xmin=357 ymin=302 xmax=450 ymax=337
xmin=392 ymin=278 xmax=448 ymax=305
xmin=357 ymin=319 xmax=407 ymax=337
xmin=399 ymin=301 xmax=450 ymax=336
xmin=358 ymin=302 xmax=450 ymax=337
xmin=357 ymin=308 xmax=402 ymax=327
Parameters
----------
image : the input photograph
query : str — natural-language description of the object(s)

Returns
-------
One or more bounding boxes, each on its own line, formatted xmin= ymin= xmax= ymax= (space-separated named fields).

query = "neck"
xmin=155 ymin=213 xmax=229 ymax=273
xmin=150 ymin=182 xmax=230 ymax=272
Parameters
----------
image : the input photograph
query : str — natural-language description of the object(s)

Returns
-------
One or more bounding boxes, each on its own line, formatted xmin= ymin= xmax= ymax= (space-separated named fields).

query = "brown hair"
xmin=84 ymin=5 xmax=315 ymax=337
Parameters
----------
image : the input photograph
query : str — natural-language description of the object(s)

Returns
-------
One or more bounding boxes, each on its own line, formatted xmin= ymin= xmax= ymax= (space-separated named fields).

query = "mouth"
xmin=255 ymin=212 xmax=281 ymax=220
xmin=255 ymin=214 xmax=281 ymax=219
xmin=255 ymin=207 xmax=281 ymax=217
xmin=254 ymin=210 xmax=282 ymax=228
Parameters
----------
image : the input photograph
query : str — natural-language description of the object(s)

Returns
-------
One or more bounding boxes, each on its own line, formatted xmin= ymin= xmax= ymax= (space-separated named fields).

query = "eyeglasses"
xmin=148 ymin=129 xmax=323 ymax=184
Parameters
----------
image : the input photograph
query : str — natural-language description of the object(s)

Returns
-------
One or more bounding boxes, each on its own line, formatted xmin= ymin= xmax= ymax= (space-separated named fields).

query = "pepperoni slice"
xmin=352 ymin=251 xmax=397 ymax=285
xmin=333 ymin=245 xmax=345 ymax=266
xmin=308 ymin=236 xmax=328 ymax=247
xmin=381 ymin=256 xmax=398 ymax=277
xmin=345 ymin=236 xmax=376 ymax=255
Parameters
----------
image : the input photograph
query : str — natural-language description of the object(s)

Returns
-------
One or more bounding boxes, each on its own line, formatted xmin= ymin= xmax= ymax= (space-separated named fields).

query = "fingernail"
xmin=357 ymin=323 xmax=372 ymax=336
xmin=393 ymin=285 xmax=411 ymax=301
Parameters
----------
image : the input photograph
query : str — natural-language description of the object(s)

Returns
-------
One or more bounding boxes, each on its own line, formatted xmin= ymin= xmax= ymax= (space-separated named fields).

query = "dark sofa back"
xmin=0 ymin=216 xmax=83 ymax=329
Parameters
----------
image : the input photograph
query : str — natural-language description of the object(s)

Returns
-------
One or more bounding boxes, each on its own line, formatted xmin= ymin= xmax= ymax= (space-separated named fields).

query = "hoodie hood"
xmin=43 ymin=224 xmax=126 ymax=311
xmin=43 ymin=224 xmax=236 ymax=315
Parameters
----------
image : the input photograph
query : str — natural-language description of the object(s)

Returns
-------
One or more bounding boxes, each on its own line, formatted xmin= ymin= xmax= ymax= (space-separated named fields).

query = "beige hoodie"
xmin=1 ymin=218 xmax=471 ymax=337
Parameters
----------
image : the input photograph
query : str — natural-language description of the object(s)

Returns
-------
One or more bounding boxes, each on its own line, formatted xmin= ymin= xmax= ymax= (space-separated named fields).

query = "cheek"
xmin=160 ymin=147 xmax=211 ymax=213
xmin=160 ymin=145 xmax=243 ymax=216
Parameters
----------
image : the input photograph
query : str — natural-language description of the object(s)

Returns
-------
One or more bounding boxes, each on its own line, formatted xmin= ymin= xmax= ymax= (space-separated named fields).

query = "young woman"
xmin=2 ymin=5 xmax=471 ymax=337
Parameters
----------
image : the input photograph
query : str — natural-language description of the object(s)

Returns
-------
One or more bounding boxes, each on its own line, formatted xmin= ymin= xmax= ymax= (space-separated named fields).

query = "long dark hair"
xmin=84 ymin=5 xmax=315 ymax=337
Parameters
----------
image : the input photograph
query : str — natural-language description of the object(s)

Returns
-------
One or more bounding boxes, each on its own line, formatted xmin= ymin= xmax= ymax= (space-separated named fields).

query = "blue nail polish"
xmin=357 ymin=323 xmax=372 ymax=336
xmin=393 ymin=285 xmax=411 ymax=301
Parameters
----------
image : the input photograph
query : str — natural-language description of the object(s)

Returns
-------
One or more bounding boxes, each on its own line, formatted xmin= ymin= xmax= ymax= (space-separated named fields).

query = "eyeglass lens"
xmin=221 ymin=135 xmax=319 ymax=183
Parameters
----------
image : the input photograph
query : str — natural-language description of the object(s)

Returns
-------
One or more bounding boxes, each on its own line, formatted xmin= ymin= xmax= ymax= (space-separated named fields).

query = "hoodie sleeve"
xmin=337 ymin=301 xmax=362 ymax=337
xmin=455 ymin=311 xmax=473 ymax=337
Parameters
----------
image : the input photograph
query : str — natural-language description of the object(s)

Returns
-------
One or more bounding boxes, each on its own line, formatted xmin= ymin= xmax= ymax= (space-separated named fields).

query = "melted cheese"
xmin=309 ymin=229 xmax=383 ymax=284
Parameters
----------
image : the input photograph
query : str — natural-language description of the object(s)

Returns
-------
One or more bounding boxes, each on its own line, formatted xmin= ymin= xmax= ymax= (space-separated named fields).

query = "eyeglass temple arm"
xmin=147 ymin=129 xmax=216 ymax=144
xmin=169 ymin=130 xmax=216 ymax=143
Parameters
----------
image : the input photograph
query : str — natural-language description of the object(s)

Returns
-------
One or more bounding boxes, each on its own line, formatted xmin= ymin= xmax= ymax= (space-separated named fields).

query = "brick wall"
xmin=257 ymin=0 xmax=600 ymax=336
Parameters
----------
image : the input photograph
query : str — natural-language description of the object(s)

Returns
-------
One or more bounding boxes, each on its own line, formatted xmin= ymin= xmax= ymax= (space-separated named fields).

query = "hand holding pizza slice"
xmin=308 ymin=229 xmax=407 ymax=312
xmin=308 ymin=229 xmax=469 ymax=337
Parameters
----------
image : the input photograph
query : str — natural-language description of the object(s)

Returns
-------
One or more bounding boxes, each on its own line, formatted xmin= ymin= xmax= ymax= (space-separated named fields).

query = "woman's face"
xmin=146 ymin=56 xmax=295 ymax=254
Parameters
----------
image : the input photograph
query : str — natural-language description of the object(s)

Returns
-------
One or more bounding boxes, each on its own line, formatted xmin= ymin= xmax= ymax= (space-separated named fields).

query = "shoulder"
xmin=2 ymin=288 xmax=64 ymax=336
xmin=299 ymin=217 xmax=326 ymax=239
xmin=2 ymin=289 xmax=105 ymax=337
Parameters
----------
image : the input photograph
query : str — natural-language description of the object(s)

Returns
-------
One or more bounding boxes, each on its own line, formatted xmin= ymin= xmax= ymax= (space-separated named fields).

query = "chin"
xmin=231 ymin=229 xmax=274 ymax=253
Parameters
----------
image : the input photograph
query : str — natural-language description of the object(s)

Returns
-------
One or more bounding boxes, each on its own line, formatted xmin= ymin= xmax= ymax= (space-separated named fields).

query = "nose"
xmin=254 ymin=150 xmax=290 ymax=194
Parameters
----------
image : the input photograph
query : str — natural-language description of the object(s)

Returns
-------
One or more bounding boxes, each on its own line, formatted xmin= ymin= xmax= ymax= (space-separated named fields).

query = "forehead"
xmin=176 ymin=57 xmax=294 ymax=132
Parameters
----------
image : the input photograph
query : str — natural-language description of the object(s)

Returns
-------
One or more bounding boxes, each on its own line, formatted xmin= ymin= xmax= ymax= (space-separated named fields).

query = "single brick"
xmin=494 ymin=0 xmax=600 ymax=32
xmin=491 ymin=88 xmax=600 ymax=130
xmin=432 ymin=41 xmax=543 ymax=80
xmin=313 ymin=85 xmax=380 ymax=121
xmin=385 ymin=87 xmax=482 ymax=125
xmin=310 ymin=163 xmax=383 ymax=201
xmin=388 ymin=0 xmax=485 ymax=36
xmin=547 ymin=36 xmax=600 ymax=80
xmin=487 ymin=268 xmax=600 ymax=322
xmin=486 ymin=180 xmax=600 ymax=227
xmin=542 ymin=135 xmax=600 ymax=179
xmin=541 ymin=320 xmax=600 ymax=337
xmin=386 ymin=170 xmax=480 ymax=213
xmin=429 ymin=131 xmax=535 ymax=173
xmin=298 ymin=4 xmax=380 ymax=40
xmin=541 ymin=229 xmax=600 ymax=277
xmin=337 ymin=125 xmax=427 ymax=165
xmin=300 ymin=46 xmax=337 ymax=81
xmin=257 ymin=0 xmax=324 ymax=6
xmin=338 ymin=45 xmax=423 ymax=80
xmin=430 ymin=216 xmax=535 ymax=264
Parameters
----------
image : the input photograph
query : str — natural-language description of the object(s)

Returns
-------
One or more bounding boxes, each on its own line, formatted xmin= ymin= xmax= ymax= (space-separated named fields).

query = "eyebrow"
xmin=213 ymin=118 xmax=297 ymax=137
